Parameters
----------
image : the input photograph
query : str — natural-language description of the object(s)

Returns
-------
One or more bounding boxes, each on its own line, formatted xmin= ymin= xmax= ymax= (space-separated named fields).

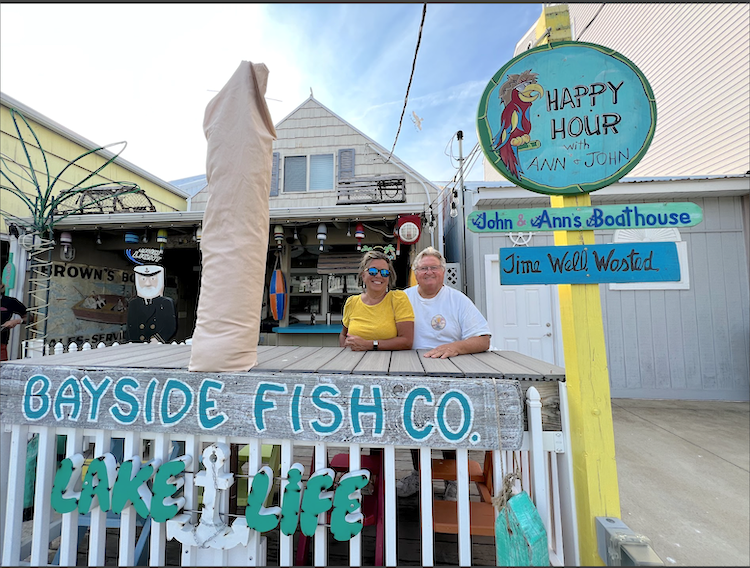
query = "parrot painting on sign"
xmin=491 ymin=70 xmax=544 ymax=179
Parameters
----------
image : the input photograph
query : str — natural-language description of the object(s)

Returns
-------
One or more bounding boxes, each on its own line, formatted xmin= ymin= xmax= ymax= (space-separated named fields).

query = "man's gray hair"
xmin=412 ymin=246 xmax=446 ymax=271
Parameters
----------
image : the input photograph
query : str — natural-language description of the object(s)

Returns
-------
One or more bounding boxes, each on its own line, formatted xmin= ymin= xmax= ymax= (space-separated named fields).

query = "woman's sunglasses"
xmin=366 ymin=268 xmax=391 ymax=277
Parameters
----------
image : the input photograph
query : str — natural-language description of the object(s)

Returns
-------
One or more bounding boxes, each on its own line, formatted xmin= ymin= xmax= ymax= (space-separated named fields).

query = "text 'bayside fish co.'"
xmin=12 ymin=371 xmax=524 ymax=450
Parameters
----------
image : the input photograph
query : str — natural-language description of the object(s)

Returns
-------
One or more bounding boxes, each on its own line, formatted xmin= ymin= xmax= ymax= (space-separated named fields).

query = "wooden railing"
xmin=0 ymin=344 xmax=578 ymax=567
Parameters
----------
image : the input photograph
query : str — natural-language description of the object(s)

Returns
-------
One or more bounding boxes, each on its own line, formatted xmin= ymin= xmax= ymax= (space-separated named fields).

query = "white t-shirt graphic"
xmin=404 ymin=285 xmax=491 ymax=350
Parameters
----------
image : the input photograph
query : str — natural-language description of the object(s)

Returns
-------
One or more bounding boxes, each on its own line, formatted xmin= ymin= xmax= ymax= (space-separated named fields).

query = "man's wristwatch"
xmin=372 ymin=340 xmax=379 ymax=351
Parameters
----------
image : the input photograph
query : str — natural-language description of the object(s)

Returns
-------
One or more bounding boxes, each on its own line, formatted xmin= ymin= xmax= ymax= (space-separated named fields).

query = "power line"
xmin=385 ymin=3 xmax=427 ymax=164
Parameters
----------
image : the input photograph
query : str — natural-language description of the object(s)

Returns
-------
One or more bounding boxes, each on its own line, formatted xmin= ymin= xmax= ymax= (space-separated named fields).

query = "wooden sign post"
xmin=477 ymin=41 xmax=660 ymax=564
xmin=550 ymin=193 xmax=620 ymax=565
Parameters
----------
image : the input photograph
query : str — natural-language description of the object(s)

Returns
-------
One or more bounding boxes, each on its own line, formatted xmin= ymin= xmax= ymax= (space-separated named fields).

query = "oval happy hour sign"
xmin=477 ymin=41 xmax=656 ymax=195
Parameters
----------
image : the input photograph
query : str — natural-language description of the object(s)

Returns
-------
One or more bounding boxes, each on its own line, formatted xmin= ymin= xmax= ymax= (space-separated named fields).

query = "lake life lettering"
xmin=50 ymin=444 xmax=371 ymax=542
xmin=468 ymin=203 xmax=703 ymax=233
xmin=499 ymin=242 xmax=681 ymax=285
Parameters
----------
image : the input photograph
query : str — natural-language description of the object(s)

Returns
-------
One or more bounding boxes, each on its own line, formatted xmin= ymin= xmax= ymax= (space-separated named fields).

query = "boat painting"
xmin=71 ymin=294 xmax=129 ymax=325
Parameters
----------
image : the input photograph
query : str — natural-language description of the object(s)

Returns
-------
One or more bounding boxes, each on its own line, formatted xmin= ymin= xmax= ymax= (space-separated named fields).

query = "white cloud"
xmin=2 ymin=3 xmax=542 ymax=183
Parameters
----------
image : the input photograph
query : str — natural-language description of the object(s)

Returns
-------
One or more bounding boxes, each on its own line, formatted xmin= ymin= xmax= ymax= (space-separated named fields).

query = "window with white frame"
xmin=282 ymin=154 xmax=334 ymax=192
xmin=310 ymin=154 xmax=333 ymax=190
xmin=283 ymin=156 xmax=307 ymax=193
xmin=609 ymin=227 xmax=690 ymax=290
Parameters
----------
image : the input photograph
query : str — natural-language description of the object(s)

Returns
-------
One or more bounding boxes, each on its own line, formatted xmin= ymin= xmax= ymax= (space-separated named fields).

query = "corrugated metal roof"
xmin=170 ymin=174 xmax=208 ymax=197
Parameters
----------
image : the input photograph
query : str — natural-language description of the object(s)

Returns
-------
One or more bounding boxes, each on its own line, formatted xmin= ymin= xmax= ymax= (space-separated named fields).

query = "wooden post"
xmin=551 ymin=193 xmax=621 ymax=566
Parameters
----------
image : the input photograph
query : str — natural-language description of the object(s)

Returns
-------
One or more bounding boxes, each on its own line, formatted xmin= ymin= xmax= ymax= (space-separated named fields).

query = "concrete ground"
xmin=612 ymin=399 xmax=750 ymax=566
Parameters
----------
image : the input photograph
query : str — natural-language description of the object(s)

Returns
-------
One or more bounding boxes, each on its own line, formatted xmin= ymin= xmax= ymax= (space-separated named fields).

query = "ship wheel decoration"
xmin=508 ymin=232 xmax=533 ymax=247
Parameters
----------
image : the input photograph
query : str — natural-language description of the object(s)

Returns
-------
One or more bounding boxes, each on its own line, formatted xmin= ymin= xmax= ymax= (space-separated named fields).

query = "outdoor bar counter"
xmin=0 ymin=343 xmax=576 ymax=567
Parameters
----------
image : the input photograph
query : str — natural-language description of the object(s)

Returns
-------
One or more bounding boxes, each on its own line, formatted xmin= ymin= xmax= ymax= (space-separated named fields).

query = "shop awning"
xmin=317 ymin=252 xmax=362 ymax=274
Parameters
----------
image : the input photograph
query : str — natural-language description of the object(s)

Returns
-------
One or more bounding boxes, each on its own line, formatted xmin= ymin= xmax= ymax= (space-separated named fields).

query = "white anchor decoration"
xmin=167 ymin=443 xmax=251 ymax=550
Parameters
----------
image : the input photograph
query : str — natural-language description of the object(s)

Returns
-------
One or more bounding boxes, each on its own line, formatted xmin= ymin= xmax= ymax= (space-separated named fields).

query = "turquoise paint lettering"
xmin=50 ymin=455 xmax=83 ymax=513
xmin=160 ymin=379 xmax=193 ymax=426
xmin=150 ymin=457 xmax=188 ymax=522
xmin=110 ymin=377 xmax=140 ymax=424
xmin=254 ymin=382 xmax=287 ymax=432
xmin=198 ymin=379 xmax=227 ymax=430
xmin=403 ymin=387 xmax=434 ymax=440
xmin=350 ymin=385 xmax=384 ymax=436
xmin=81 ymin=376 xmax=112 ymax=422
xmin=299 ymin=469 xmax=335 ymax=537
xmin=78 ymin=453 xmax=117 ymax=513
xmin=291 ymin=384 xmax=304 ymax=434
xmin=23 ymin=375 xmax=51 ymax=420
xmin=144 ymin=379 xmax=158 ymax=424
xmin=54 ymin=376 xmax=82 ymax=421
xmin=330 ymin=470 xmax=370 ymax=541
xmin=244 ymin=466 xmax=282 ymax=533
xmin=436 ymin=391 xmax=473 ymax=442
xmin=310 ymin=385 xmax=344 ymax=435
xmin=279 ymin=463 xmax=305 ymax=536
xmin=111 ymin=458 xmax=154 ymax=517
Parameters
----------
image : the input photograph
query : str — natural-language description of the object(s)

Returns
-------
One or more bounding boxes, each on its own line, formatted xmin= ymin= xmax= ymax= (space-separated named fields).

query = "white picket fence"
xmin=22 ymin=338 xmax=192 ymax=358
xmin=1 ymin=343 xmax=578 ymax=567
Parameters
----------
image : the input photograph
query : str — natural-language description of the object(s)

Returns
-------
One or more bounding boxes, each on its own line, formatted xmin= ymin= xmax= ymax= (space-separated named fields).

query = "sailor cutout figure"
xmin=127 ymin=264 xmax=177 ymax=343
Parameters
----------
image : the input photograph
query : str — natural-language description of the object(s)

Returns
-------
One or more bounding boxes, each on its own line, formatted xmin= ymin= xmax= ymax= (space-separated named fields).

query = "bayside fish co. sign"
xmin=477 ymin=41 xmax=656 ymax=195
xmin=50 ymin=442 xmax=373 ymax=546
xmin=4 ymin=367 xmax=523 ymax=450
xmin=500 ymin=242 xmax=681 ymax=285
xmin=468 ymin=202 xmax=703 ymax=233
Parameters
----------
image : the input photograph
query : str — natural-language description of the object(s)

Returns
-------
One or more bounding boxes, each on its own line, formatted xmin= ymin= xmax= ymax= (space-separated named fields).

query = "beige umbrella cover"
xmin=188 ymin=61 xmax=277 ymax=372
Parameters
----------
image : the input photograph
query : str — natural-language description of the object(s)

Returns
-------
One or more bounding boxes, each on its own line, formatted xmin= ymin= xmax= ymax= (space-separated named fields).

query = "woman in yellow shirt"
xmin=340 ymin=250 xmax=414 ymax=351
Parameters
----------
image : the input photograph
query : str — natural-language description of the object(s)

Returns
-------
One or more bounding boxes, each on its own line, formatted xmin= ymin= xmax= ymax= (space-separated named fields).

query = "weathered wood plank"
xmin=499 ymin=352 xmax=562 ymax=380
xmin=388 ymin=351 xmax=426 ymax=375
xmin=0 ymin=365 xmax=525 ymax=450
xmin=316 ymin=349 xmax=367 ymax=373
xmin=518 ymin=381 xmax=561 ymax=431
xmin=446 ymin=353 xmax=501 ymax=377
xmin=280 ymin=347 xmax=343 ymax=372
xmin=111 ymin=345 xmax=194 ymax=368
xmin=256 ymin=346 xmax=301 ymax=365
xmin=87 ymin=343 xmax=185 ymax=367
xmin=416 ymin=351 xmax=464 ymax=377
xmin=254 ymin=346 xmax=320 ymax=370
xmin=145 ymin=347 xmax=195 ymax=368
xmin=472 ymin=351 xmax=545 ymax=380
xmin=20 ymin=342 xmax=150 ymax=366
xmin=351 ymin=351 xmax=392 ymax=375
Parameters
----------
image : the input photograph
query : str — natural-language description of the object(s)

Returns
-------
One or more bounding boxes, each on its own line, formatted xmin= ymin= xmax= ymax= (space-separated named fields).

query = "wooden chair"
xmin=430 ymin=452 xmax=496 ymax=537
xmin=296 ymin=450 xmax=385 ymax=566
xmin=229 ymin=444 xmax=282 ymax=513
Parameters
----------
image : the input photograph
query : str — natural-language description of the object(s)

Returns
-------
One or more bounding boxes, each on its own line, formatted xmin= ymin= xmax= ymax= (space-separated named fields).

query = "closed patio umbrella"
xmin=189 ymin=61 xmax=277 ymax=372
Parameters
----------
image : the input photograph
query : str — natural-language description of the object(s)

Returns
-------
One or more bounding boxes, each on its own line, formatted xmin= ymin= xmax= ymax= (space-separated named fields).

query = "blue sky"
xmin=1 ymin=3 xmax=542 ymax=185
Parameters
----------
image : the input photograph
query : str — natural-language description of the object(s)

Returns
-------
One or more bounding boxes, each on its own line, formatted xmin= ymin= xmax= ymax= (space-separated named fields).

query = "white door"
xmin=484 ymin=254 xmax=562 ymax=366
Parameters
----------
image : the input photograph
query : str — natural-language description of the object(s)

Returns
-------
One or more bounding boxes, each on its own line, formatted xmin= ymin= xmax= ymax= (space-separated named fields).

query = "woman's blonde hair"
xmin=358 ymin=249 xmax=397 ymax=289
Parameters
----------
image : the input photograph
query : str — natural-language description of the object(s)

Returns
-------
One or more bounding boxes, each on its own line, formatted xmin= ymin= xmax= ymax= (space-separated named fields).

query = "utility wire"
xmin=385 ymin=3 xmax=427 ymax=164
xmin=430 ymin=141 xmax=482 ymax=212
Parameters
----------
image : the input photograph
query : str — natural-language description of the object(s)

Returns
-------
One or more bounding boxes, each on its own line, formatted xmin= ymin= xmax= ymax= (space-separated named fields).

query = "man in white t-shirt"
xmin=398 ymin=246 xmax=492 ymax=498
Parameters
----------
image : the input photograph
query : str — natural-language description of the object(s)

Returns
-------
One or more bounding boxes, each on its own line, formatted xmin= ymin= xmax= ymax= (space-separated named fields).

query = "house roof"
xmin=1 ymin=92 xmax=189 ymax=200
xmin=277 ymin=96 xmax=440 ymax=193
xmin=470 ymin=174 xmax=750 ymax=208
